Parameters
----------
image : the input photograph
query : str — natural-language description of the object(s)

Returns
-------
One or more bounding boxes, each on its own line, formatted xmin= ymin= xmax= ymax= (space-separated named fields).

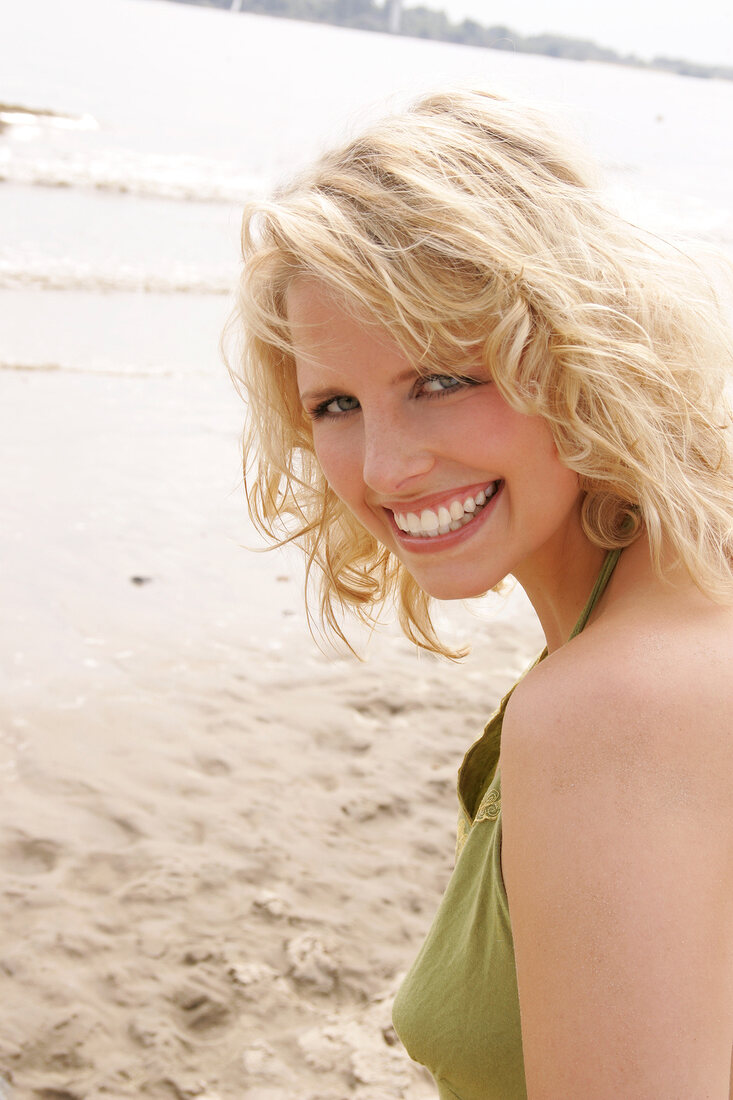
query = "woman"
xmin=232 ymin=89 xmax=733 ymax=1098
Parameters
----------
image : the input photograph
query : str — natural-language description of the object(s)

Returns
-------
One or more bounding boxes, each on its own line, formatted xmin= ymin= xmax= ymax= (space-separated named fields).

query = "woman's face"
xmin=288 ymin=278 xmax=584 ymax=601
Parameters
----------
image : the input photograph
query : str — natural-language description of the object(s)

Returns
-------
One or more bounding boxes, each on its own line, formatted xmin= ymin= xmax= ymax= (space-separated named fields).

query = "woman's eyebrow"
xmin=300 ymin=367 xmax=420 ymax=404
xmin=298 ymin=385 xmax=341 ymax=404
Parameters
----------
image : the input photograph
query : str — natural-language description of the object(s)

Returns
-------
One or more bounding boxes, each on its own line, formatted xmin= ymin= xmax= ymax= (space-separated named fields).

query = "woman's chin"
xmin=405 ymin=570 xmax=499 ymax=603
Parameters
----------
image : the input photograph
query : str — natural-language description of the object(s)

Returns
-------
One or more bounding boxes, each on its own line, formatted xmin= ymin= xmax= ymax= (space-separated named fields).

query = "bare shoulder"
xmin=504 ymin=591 xmax=733 ymax=815
xmin=500 ymin=591 xmax=733 ymax=1097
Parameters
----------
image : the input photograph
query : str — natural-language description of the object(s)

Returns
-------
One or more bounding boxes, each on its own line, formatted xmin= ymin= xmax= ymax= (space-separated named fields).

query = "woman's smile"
xmin=288 ymin=278 xmax=586 ymax=601
xmin=387 ymin=480 xmax=502 ymax=538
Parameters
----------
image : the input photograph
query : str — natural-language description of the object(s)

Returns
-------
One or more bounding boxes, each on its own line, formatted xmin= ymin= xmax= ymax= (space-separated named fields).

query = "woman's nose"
xmin=361 ymin=410 xmax=434 ymax=495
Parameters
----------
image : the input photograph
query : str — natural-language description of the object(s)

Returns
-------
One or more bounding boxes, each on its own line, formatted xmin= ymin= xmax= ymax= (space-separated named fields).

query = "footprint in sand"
xmin=1 ymin=832 xmax=61 ymax=876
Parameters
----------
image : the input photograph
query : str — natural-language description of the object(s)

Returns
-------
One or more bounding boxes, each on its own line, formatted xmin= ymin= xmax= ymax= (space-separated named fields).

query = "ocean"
xmin=2 ymin=0 xmax=733 ymax=376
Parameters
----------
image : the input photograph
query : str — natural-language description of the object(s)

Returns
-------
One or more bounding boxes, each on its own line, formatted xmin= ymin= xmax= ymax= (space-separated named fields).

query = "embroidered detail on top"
xmin=475 ymin=788 xmax=500 ymax=824
xmin=455 ymin=786 xmax=501 ymax=860
xmin=456 ymin=812 xmax=470 ymax=860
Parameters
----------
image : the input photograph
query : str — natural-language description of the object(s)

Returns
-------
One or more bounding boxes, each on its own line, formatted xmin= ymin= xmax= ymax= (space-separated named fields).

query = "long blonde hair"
xmin=230 ymin=88 xmax=733 ymax=656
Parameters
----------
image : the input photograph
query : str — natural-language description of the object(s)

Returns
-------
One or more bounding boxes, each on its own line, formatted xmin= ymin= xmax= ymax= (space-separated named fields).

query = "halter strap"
xmin=568 ymin=548 xmax=623 ymax=640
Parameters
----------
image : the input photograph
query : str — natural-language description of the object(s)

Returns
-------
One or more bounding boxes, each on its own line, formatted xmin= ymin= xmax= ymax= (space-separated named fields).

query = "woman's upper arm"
xmin=500 ymin=670 xmax=733 ymax=1100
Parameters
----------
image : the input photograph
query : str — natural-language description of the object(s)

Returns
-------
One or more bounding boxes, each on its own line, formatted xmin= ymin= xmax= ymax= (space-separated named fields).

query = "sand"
xmin=0 ymin=365 xmax=544 ymax=1099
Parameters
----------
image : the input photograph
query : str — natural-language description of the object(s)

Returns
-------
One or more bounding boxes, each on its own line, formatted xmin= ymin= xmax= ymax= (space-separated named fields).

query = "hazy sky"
xmin=433 ymin=0 xmax=733 ymax=68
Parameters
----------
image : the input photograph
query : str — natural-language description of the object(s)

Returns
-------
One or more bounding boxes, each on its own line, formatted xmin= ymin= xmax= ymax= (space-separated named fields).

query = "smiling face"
xmin=288 ymin=278 xmax=589 ymax=603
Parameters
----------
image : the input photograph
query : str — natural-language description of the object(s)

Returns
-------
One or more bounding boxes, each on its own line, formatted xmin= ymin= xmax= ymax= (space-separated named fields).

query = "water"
xmin=2 ymin=0 xmax=733 ymax=374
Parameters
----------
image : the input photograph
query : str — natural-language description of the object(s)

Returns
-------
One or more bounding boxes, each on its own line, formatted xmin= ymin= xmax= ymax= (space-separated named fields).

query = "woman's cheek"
xmin=313 ymin=433 xmax=358 ymax=503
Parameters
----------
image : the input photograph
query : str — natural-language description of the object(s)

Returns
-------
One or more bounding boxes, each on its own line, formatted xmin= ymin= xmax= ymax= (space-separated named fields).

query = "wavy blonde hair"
xmin=230 ymin=87 xmax=733 ymax=656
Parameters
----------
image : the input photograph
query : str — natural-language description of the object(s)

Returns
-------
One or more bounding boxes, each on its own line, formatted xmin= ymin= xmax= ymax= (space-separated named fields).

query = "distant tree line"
xmin=160 ymin=0 xmax=733 ymax=82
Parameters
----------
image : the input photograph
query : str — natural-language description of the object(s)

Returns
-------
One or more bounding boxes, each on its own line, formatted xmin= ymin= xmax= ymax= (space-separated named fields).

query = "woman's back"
xmin=501 ymin=538 xmax=733 ymax=1097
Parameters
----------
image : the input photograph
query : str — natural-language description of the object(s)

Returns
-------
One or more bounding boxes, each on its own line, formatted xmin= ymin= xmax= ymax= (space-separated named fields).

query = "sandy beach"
xmin=0 ymin=365 xmax=544 ymax=1099
xmin=3 ymin=1 xmax=731 ymax=1094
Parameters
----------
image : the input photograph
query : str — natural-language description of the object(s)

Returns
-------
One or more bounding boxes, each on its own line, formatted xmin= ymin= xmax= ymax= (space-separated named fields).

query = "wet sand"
xmin=0 ymin=366 xmax=543 ymax=1099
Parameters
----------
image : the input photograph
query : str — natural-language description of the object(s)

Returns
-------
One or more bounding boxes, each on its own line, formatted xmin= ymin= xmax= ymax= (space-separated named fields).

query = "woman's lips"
xmin=387 ymin=481 xmax=503 ymax=551
xmin=391 ymin=481 xmax=501 ymax=537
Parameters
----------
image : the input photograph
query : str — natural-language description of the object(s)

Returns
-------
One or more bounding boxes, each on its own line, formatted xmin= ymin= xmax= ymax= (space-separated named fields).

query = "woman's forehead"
xmin=287 ymin=278 xmax=396 ymax=356
xmin=285 ymin=274 xmax=493 ymax=383
xmin=287 ymin=276 xmax=363 ymax=324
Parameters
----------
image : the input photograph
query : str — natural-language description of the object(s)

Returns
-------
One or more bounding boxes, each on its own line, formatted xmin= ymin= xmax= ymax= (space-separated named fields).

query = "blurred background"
xmin=0 ymin=2 xmax=731 ymax=1097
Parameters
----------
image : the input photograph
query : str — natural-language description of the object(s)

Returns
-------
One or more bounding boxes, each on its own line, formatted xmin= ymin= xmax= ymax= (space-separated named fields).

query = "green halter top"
xmin=392 ymin=550 xmax=622 ymax=1100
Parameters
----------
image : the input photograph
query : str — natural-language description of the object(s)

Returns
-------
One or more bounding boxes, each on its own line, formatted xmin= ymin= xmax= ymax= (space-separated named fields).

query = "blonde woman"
xmin=232 ymin=89 xmax=733 ymax=1099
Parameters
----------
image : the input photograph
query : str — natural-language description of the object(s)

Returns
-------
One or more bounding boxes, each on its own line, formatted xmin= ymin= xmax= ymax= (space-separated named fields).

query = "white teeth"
xmin=420 ymin=508 xmax=439 ymax=533
xmin=392 ymin=483 xmax=498 ymax=539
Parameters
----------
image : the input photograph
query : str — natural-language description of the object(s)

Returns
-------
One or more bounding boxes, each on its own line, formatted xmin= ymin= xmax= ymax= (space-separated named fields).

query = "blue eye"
xmin=421 ymin=374 xmax=463 ymax=393
xmin=325 ymin=394 xmax=359 ymax=413
xmin=310 ymin=393 xmax=360 ymax=419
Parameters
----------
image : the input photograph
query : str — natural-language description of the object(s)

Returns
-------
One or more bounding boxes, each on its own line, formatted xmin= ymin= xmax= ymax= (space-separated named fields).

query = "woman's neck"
xmin=514 ymin=533 xmax=610 ymax=654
